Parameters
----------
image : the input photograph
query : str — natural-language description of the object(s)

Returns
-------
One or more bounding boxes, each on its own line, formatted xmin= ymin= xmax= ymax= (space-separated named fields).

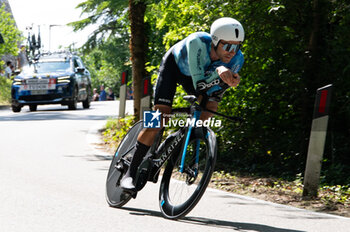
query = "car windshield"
xmin=22 ymin=61 xmax=71 ymax=74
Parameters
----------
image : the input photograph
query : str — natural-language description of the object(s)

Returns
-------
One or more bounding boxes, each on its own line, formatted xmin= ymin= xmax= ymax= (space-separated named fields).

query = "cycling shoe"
xmin=120 ymin=176 xmax=136 ymax=190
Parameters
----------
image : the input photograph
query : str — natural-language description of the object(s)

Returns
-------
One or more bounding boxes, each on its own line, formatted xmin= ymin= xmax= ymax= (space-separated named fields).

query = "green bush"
xmin=93 ymin=0 xmax=350 ymax=185
xmin=0 ymin=76 xmax=11 ymax=105
xmin=103 ymin=115 xmax=136 ymax=150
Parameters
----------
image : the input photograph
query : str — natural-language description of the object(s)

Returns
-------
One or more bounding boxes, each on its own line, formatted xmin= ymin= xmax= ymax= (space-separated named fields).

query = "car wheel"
xmin=29 ymin=105 xmax=37 ymax=112
xmin=68 ymin=86 xmax=78 ymax=110
xmin=12 ymin=104 xmax=22 ymax=113
xmin=82 ymin=86 xmax=91 ymax=109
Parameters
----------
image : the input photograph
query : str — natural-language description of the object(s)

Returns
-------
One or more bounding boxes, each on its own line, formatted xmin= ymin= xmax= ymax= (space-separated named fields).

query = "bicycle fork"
xmin=179 ymin=111 xmax=202 ymax=176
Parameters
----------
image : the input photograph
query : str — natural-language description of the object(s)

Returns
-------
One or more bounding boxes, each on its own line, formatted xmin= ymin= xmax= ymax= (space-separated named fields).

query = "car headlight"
xmin=57 ymin=76 xmax=71 ymax=83
xmin=13 ymin=78 xmax=24 ymax=85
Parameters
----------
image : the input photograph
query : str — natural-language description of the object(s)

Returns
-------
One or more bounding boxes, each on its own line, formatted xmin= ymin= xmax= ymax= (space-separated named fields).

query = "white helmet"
xmin=210 ymin=17 xmax=245 ymax=46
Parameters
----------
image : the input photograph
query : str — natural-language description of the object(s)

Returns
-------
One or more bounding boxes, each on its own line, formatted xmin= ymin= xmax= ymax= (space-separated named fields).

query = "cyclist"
xmin=121 ymin=17 xmax=245 ymax=190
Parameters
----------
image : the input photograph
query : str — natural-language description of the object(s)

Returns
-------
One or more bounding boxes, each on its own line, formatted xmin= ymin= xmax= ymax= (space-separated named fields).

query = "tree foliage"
xmin=68 ymin=0 xmax=131 ymax=96
xmin=70 ymin=0 xmax=148 ymax=119
xmin=73 ymin=0 xmax=350 ymax=184
xmin=0 ymin=3 xmax=23 ymax=68
xmin=78 ymin=35 xmax=130 ymax=95
xmin=146 ymin=0 xmax=350 ymax=184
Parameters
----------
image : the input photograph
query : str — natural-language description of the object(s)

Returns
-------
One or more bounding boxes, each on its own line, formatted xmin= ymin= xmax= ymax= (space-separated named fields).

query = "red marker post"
xmin=140 ymin=77 xmax=152 ymax=120
xmin=303 ymin=84 xmax=332 ymax=197
xmin=119 ymin=71 xmax=128 ymax=118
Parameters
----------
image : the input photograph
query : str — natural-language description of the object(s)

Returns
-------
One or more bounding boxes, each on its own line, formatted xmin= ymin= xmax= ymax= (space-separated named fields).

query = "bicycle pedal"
xmin=125 ymin=153 xmax=133 ymax=162
xmin=131 ymin=192 xmax=137 ymax=199
xmin=115 ymin=164 xmax=123 ymax=171
xmin=123 ymin=189 xmax=138 ymax=199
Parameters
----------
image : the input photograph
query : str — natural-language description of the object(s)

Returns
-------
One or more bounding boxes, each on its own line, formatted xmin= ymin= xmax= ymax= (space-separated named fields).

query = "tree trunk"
xmin=301 ymin=0 xmax=322 ymax=197
xmin=129 ymin=0 xmax=146 ymax=121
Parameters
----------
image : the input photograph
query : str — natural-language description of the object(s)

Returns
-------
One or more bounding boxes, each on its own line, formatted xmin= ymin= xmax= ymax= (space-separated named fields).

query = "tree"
xmin=70 ymin=0 xmax=147 ymax=120
xmin=148 ymin=0 xmax=350 ymax=184
xmin=78 ymin=35 xmax=131 ymax=96
xmin=0 ymin=3 xmax=23 ymax=68
xmin=71 ymin=0 xmax=350 ymax=184
xmin=129 ymin=0 xmax=147 ymax=120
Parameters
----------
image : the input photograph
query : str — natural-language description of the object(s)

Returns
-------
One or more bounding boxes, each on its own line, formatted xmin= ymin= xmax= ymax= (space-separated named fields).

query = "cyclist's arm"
xmin=186 ymin=36 xmax=208 ymax=90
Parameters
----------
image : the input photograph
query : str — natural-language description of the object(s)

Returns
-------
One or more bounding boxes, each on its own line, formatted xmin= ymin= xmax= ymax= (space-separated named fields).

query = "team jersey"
xmin=172 ymin=32 xmax=244 ymax=95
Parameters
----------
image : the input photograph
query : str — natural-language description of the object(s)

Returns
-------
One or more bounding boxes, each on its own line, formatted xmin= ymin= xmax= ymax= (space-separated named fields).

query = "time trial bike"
xmin=105 ymin=94 xmax=242 ymax=219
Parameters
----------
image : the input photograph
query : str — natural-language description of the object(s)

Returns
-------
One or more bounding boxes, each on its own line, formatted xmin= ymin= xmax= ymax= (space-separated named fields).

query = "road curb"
xmin=0 ymin=105 xmax=10 ymax=110
xmin=86 ymin=120 xmax=114 ymax=158
xmin=206 ymin=187 xmax=350 ymax=220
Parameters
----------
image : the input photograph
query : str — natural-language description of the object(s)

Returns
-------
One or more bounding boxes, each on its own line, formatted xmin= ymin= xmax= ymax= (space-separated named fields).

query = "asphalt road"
xmin=0 ymin=101 xmax=349 ymax=232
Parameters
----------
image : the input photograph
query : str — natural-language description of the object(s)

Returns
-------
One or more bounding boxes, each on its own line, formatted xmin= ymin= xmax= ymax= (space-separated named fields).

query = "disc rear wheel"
xmin=106 ymin=121 xmax=143 ymax=207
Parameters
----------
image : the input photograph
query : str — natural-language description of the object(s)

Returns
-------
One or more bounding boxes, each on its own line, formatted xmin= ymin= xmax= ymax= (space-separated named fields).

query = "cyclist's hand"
xmin=216 ymin=66 xmax=240 ymax=87
xmin=231 ymin=73 xmax=241 ymax=87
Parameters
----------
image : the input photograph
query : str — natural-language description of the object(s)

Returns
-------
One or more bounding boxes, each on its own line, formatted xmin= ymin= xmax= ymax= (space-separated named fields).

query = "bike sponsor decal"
xmin=154 ymin=131 xmax=185 ymax=168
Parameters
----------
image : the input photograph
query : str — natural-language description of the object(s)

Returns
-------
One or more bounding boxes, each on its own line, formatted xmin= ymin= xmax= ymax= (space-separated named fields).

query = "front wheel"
xmin=82 ymin=86 xmax=91 ymax=109
xmin=106 ymin=121 xmax=143 ymax=208
xmin=29 ymin=104 xmax=37 ymax=112
xmin=12 ymin=104 xmax=22 ymax=113
xmin=159 ymin=128 xmax=217 ymax=219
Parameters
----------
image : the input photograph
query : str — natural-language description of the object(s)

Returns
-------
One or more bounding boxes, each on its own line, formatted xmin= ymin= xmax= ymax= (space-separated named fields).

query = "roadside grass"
xmin=102 ymin=117 xmax=350 ymax=218
xmin=102 ymin=115 xmax=136 ymax=149
xmin=210 ymin=171 xmax=349 ymax=217
xmin=0 ymin=77 xmax=11 ymax=105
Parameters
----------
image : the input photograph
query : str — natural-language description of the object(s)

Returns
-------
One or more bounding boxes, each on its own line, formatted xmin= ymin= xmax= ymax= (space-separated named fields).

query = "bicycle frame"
xmin=146 ymin=107 xmax=201 ymax=183
xmin=106 ymin=90 xmax=243 ymax=213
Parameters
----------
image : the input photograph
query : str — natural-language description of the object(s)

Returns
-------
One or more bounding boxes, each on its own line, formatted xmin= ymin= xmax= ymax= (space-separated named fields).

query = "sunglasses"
xmin=221 ymin=42 xmax=241 ymax=53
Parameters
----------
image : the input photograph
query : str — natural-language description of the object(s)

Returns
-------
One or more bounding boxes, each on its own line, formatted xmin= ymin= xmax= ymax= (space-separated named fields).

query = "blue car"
xmin=11 ymin=52 xmax=92 ymax=112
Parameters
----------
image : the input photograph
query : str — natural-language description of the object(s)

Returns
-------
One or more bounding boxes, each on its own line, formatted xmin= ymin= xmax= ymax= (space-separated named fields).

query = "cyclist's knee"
xmin=154 ymin=104 xmax=172 ymax=124
xmin=154 ymin=104 xmax=172 ymax=114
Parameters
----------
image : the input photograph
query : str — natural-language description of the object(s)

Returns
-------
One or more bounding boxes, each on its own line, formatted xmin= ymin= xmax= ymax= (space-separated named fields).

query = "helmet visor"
xmin=221 ymin=42 xmax=241 ymax=53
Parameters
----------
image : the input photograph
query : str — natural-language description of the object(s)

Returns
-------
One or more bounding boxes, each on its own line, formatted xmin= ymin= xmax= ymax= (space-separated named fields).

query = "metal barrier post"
xmin=303 ymin=84 xmax=332 ymax=197
xmin=119 ymin=71 xmax=128 ymax=118
xmin=140 ymin=77 xmax=152 ymax=120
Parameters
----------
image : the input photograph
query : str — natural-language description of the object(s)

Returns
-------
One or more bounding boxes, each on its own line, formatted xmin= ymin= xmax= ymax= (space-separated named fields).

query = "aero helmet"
xmin=210 ymin=17 xmax=245 ymax=46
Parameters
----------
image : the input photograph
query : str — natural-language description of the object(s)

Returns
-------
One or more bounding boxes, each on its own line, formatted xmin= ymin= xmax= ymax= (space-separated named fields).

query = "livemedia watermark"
xmin=143 ymin=110 xmax=222 ymax=128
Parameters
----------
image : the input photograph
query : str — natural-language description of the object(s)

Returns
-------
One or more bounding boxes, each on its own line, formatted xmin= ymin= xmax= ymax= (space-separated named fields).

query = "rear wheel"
xmin=106 ymin=121 xmax=143 ymax=207
xmin=68 ymin=87 xmax=78 ymax=110
xmin=159 ymin=128 xmax=217 ymax=219
xmin=29 ymin=104 xmax=37 ymax=112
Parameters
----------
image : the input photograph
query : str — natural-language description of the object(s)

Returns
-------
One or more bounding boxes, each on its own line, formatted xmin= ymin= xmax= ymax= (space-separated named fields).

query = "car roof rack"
xmin=32 ymin=51 xmax=76 ymax=63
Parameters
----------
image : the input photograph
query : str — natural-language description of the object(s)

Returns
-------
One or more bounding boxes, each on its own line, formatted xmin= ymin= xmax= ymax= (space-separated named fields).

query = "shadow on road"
xmin=0 ymin=109 xmax=115 ymax=121
xmin=119 ymin=206 xmax=305 ymax=232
